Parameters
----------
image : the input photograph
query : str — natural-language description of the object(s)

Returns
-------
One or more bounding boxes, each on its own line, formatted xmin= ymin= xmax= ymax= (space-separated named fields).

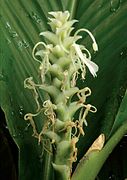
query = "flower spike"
xmin=24 ymin=11 xmax=99 ymax=179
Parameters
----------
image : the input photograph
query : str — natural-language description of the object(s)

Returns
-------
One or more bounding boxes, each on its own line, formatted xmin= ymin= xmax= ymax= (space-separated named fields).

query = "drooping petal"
xmin=73 ymin=43 xmax=84 ymax=60
xmin=73 ymin=43 xmax=99 ymax=77
xmin=83 ymin=58 xmax=99 ymax=77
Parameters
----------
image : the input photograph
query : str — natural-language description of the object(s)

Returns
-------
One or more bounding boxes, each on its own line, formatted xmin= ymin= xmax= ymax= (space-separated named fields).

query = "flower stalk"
xmin=24 ymin=11 xmax=98 ymax=180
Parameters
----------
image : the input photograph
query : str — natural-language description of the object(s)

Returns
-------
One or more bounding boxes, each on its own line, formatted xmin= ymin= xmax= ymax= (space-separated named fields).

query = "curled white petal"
xmin=32 ymin=42 xmax=47 ymax=63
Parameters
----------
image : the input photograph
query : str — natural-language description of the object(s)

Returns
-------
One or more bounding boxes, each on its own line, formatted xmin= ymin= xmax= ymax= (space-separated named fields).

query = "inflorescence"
xmin=24 ymin=11 xmax=99 ymax=175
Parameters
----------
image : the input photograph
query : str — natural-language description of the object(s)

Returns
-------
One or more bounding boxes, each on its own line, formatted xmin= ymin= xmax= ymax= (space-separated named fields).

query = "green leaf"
xmin=109 ymin=90 xmax=127 ymax=136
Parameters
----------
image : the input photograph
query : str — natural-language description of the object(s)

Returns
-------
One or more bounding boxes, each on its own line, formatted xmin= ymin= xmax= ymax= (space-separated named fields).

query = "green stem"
xmin=53 ymin=128 xmax=72 ymax=180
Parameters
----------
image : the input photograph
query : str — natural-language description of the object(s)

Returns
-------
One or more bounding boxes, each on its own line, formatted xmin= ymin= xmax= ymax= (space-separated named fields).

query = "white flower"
xmin=73 ymin=43 xmax=99 ymax=77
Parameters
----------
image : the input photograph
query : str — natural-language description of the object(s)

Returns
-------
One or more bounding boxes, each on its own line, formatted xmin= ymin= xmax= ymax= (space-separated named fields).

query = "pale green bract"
xmin=24 ymin=11 xmax=98 ymax=180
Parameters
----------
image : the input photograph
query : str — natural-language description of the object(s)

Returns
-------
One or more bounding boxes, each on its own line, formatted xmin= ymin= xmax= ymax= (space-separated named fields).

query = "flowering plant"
xmin=0 ymin=2 xmax=127 ymax=180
